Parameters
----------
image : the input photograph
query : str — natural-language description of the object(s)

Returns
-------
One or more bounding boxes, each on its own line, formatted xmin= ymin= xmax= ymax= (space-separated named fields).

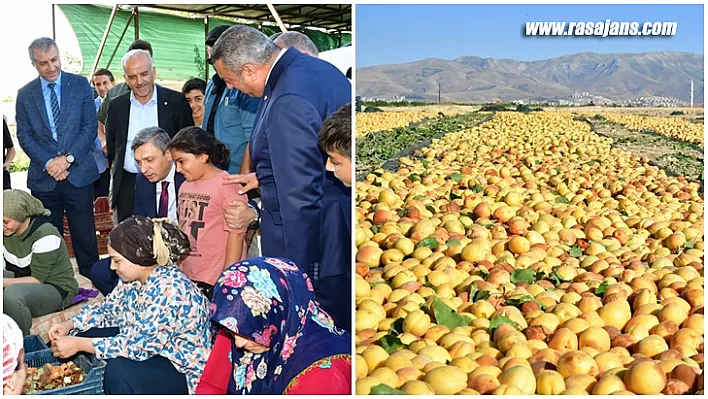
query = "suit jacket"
xmin=250 ymin=48 xmax=351 ymax=273
xmin=105 ymin=85 xmax=193 ymax=207
xmin=133 ymin=169 xmax=185 ymax=219
xmin=15 ymin=72 xmax=99 ymax=191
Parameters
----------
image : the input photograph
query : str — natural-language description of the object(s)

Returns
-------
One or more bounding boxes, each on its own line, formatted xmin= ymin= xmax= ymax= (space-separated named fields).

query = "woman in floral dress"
xmin=48 ymin=216 xmax=213 ymax=394
xmin=196 ymin=257 xmax=351 ymax=394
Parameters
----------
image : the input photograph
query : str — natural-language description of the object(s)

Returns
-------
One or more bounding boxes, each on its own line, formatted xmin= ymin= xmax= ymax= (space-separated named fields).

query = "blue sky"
xmin=356 ymin=4 xmax=704 ymax=67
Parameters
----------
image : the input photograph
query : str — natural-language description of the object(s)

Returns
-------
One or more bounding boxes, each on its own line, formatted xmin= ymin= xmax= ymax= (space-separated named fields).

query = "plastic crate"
xmin=23 ymin=335 xmax=49 ymax=353
xmin=24 ymin=349 xmax=106 ymax=395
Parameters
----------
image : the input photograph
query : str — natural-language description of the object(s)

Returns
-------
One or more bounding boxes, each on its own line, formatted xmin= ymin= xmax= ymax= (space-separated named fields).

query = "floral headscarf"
xmin=210 ymin=257 xmax=350 ymax=394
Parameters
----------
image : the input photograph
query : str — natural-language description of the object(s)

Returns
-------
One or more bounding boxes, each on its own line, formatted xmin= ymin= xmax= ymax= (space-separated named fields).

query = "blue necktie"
xmin=48 ymin=82 xmax=60 ymax=130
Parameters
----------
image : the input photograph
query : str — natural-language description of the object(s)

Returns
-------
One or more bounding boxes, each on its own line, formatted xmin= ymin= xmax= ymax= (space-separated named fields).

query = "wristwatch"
xmin=64 ymin=153 xmax=75 ymax=164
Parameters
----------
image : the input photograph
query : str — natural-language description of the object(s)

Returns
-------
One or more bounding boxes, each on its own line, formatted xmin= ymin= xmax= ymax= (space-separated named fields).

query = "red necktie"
xmin=158 ymin=181 xmax=169 ymax=218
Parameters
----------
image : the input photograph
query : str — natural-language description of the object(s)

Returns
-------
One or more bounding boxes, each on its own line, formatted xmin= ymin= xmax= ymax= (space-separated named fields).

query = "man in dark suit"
xmin=15 ymin=37 xmax=99 ymax=278
xmin=210 ymin=26 xmax=351 ymax=278
xmin=90 ymin=127 xmax=184 ymax=295
xmin=105 ymin=49 xmax=192 ymax=224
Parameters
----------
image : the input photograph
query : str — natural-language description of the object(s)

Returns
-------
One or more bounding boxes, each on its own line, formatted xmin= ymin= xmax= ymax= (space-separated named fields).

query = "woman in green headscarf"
xmin=3 ymin=189 xmax=78 ymax=335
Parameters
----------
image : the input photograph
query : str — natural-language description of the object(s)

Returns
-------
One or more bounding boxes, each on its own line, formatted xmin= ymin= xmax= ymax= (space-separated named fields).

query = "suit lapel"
xmin=32 ymin=79 xmax=52 ymax=133
xmin=156 ymin=85 xmax=168 ymax=129
xmin=174 ymin=172 xmax=185 ymax=222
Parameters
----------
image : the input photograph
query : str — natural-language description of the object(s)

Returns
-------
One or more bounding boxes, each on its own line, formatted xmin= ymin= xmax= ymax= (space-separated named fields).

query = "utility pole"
xmin=690 ymin=79 xmax=694 ymax=108
xmin=438 ymin=81 xmax=441 ymax=104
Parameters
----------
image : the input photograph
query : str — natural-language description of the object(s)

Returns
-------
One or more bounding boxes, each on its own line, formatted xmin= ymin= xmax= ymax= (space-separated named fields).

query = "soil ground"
xmin=587 ymin=117 xmax=704 ymax=188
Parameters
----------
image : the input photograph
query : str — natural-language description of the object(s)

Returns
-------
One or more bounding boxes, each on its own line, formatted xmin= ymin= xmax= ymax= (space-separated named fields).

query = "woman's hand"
xmin=48 ymin=321 xmax=73 ymax=341
xmin=50 ymin=336 xmax=81 ymax=359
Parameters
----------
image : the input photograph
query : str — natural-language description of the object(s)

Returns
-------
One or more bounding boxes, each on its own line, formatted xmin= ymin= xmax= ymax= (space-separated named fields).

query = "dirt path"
xmin=586 ymin=117 xmax=704 ymax=189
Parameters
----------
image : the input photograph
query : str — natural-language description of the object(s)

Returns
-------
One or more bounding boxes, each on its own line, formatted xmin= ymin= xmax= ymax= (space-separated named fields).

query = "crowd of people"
xmin=3 ymin=24 xmax=353 ymax=395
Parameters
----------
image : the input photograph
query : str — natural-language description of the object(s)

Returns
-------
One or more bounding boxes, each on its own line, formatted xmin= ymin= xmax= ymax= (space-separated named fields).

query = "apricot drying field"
xmin=354 ymin=112 xmax=705 ymax=395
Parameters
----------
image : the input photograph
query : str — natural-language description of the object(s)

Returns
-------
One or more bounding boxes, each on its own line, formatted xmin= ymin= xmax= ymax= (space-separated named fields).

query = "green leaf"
xmin=370 ymin=384 xmax=407 ymax=395
xmin=478 ymin=270 xmax=490 ymax=279
xmin=510 ymin=268 xmax=537 ymax=284
xmin=470 ymin=184 xmax=484 ymax=193
xmin=474 ymin=290 xmax=491 ymax=302
xmin=550 ymin=190 xmax=560 ymax=196
xmin=409 ymin=173 xmax=421 ymax=182
xmin=416 ymin=237 xmax=439 ymax=250
xmin=619 ymin=210 xmax=629 ymax=217
xmin=489 ymin=315 xmax=522 ymax=336
xmin=421 ymin=159 xmax=430 ymax=168
xmin=548 ymin=272 xmax=564 ymax=287
xmin=390 ymin=318 xmax=405 ymax=335
xmin=425 ymin=205 xmax=437 ymax=214
xmin=483 ymin=223 xmax=496 ymax=229
xmin=372 ymin=180 xmax=382 ymax=187
xmin=569 ymin=244 xmax=583 ymax=258
xmin=397 ymin=208 xmax=409 ymax=218
xmin=432 ymin=296 xmax=472 ymax=330
xmin=450 ymin=192 xmax=462 ymax=201
xmin=448 ymin=173 xmax=463 ymax=183
xmin=371 ymin=225 xmax=380 ymax=234
xmin=377 ymin=334 xmax=405 ymax=354
xmin=555 ymin=197 xmax=571 ymax=204
xmin=504 ymin=295 xmax=534 ymax=306
xmin=595 ymin=281 xmax=610 ymax=297
xmin=469 ymin=281 xmax=479 ymax=300
xmin=413 ymin=195 xmax=424 ymax=200
xmin=447 ymin=239 xmax=461 ymax=247
xmin=369 ymin=281 xmax=388 ymax=288
xmin=684 ymin=241 xmax=695 ymax=249
xmin=585 ymin=159 xmax=601 ymax=166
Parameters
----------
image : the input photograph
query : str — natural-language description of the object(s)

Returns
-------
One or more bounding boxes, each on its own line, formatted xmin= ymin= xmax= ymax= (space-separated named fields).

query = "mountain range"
xmin=356 ymin=51 xmax=704 ymax=104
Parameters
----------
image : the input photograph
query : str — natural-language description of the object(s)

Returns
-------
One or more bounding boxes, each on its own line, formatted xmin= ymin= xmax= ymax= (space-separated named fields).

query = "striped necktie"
xmin=48 ymin=82 xmax=60 ymax=126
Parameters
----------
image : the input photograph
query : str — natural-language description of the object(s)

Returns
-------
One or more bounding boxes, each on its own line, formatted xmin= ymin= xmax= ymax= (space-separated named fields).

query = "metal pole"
xmin=134 ymin=8 xmax=140 ymax=40
xmin=90 ymin=5 xmax=120 ymax=79
xmin=267 ymin=4 xmax=288 ymax=32
xmin=52 ymin=4 xmax=56 ymax=39
xmin=204 ymin=15 xmax=210 ymax=81
xmin=106 ymin=12 xmax=135 ymax=70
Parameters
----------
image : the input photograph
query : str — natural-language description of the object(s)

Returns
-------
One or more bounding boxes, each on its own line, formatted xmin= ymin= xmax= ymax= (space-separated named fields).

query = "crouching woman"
xmin=196 ymin=257 xmax=351 ymax=395
xmin=48 ymin=216 xmax=213 ymax=394
xmin=3 ymin=189 xmax=78 ymax=336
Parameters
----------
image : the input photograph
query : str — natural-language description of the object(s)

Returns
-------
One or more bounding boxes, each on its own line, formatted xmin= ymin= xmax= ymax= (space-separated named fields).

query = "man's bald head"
xmin=270 ymin=31 xmax=319 ymax=57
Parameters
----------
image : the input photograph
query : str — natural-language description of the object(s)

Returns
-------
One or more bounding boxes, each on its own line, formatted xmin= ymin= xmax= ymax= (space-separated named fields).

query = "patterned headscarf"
xmin=211 ymin=257 xmax=350 ymax=394
xmin=2 ymin=315 xmax=23 ymax=386
xmin=108 ymin=216 xmax=190 ymax=267
xmin=2 ymin=190 xmax=51 ymax=222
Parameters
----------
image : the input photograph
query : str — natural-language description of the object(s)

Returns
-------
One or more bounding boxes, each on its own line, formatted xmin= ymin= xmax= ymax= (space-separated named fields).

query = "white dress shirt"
xmin=155 ymin=163 xmax=179 ymax=225
xmin=124 ymin=86 xmax=158 ymax=174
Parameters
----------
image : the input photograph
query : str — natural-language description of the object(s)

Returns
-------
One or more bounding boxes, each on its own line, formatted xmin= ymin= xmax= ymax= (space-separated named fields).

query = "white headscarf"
xmin=2 ymin=315 xmax=23 ymax=386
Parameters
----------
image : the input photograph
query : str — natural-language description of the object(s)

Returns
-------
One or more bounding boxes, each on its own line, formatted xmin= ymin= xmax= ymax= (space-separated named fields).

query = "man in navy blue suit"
xmin=89 ymin=127 xmax=184 ymax=295
xmin=210 ymin=27 xmax=351 ymax=297
xmin=15 ymin=37 xmax=99 ymax=278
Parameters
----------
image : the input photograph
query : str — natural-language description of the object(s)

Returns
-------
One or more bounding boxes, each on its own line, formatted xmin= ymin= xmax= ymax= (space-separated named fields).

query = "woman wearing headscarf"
xmin=195 ymin=257 xmax=351 ymax=395
xmin=3 ymin=189 xmax=78 ymax=335
xmin=47 ymin=216 xmax=213 ymax=394
xmin=2 ymin=315 xmax=26 ymax=395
